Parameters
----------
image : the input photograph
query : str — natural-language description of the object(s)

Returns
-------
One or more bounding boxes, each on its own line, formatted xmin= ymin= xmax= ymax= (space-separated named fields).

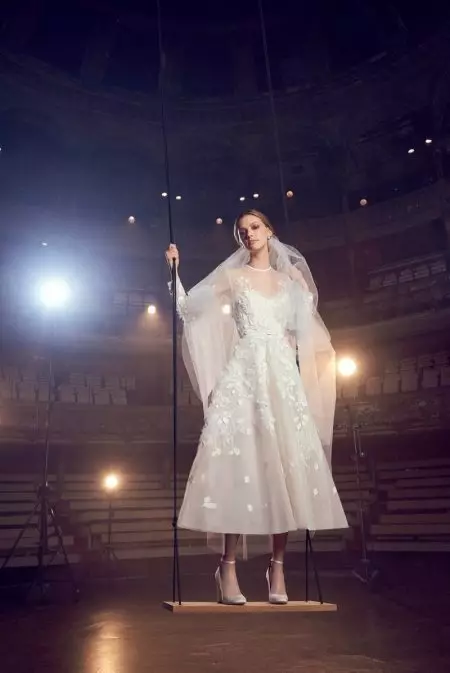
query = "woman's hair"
xmin=233 ymin=209 xmax=275 ymax=245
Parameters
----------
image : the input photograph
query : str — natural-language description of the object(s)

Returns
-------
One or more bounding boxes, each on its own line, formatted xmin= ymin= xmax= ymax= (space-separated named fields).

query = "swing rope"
xmin=257 ymin=0 xmax=290 ymax=228
xmin=156 ymin=0 xmax=181 ymax=606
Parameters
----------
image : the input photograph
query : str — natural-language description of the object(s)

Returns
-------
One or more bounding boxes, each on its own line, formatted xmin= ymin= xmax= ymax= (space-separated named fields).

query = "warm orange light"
xmin=337 ymin=357 xmax=358 ymax=377
xmin=104 ymin=473 xmax=120 ymax=491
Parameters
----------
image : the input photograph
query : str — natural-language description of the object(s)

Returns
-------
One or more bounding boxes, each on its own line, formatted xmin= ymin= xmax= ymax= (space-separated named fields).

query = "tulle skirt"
xmin=178 ymin=333 xmax=348 ymax=542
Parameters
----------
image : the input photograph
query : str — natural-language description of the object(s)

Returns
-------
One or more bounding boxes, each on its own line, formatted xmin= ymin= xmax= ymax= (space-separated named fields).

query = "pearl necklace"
xmin=246 ymin=264 xmax=272 ymax=272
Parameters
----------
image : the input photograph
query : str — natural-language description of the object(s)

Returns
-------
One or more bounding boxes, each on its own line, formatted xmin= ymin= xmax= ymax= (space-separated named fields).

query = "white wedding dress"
xmin=174 ymin=264 xmax=349 ymax=540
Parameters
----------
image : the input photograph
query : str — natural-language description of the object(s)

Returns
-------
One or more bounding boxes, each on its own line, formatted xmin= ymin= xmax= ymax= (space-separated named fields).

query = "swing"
xmin=158 ymin=0 xmax=338 ymax=614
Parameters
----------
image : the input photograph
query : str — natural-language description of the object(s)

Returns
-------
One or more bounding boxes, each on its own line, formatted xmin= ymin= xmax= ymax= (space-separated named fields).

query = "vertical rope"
xmin=257 ymin=0 xmax=289 ymax=228
xmin=156 ymin=0 xmax=181 ymax=606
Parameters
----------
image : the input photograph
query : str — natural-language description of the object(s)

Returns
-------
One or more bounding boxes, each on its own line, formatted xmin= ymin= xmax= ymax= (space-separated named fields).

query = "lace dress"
xmin=175 ymin=266 xmax=348 ymax=537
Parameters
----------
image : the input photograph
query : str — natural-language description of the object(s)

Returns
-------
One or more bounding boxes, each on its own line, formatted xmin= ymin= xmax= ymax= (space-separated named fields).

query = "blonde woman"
xmin=165 ymin=210 xmax=348 ymax=605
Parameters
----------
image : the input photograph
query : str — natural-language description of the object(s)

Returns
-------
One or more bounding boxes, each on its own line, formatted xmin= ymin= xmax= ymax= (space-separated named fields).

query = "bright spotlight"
xmin=360 ymin=198 xmax=368 ymax=207
xmin=239 ymin=196 xmax=245 ymax=202
xmin=104 ymin=473 xmax=120 ymax=492
xmin=425 ymin=138 xmax=432 ymax=145
xmin=222 ymin=304 xmax=231 ymax=315
xmin=216 ymin=217 xmax=223 ymax=225
xmin=128 ymin=215 xmax=136 ymax=224
xmin=338 ymin=357 xmax=358 ymax=377
xmin=161 ymin=192 xmax=168 ymax=198
xmin=408 ymin=148 xmax=415 ymax=154
xmin=147 ymin=304 xmax=157 ymax=315
xmin=175 ymin=195 xmax=182 ymax=201
xmin=41 ymin=241 xmax=48 ymax=247
xmin=253 ymin=193 xmax=259 ymax=199
xmin=286 ymin=190 xmax=294 ymax=198
xmin=38 ymin=278 xmax=71 ymax=309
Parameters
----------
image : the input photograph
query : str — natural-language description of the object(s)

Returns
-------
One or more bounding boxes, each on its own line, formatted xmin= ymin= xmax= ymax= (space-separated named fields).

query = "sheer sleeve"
xmin=169 ymin=275 xmax=228 ymax=323
xmin=168 ymin=270 xmax=237 ymax=413
xmin=287 ymin=279 xmax=336 ymax=465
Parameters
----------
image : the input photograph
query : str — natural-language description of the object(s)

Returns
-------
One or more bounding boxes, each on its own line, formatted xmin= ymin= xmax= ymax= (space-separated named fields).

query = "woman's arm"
xmin=165 ymin=243 xmax=229 ymax=321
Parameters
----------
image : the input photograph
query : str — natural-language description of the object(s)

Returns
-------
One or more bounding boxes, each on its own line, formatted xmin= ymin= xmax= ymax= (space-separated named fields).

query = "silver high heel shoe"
xmin=266 ymin=558 xmax=288 ymax=604
xmin=215 ymin=559 xmax=246 ymax=605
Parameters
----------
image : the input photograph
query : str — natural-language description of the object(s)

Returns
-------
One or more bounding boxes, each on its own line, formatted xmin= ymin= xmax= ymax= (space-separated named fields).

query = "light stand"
xmin=101 ymin=475 xmax=120 ymax=582
xmin=346 ymin=405 xmax=381 ymax=589
xmin=1 ymin=345 xmax=79 ymax=602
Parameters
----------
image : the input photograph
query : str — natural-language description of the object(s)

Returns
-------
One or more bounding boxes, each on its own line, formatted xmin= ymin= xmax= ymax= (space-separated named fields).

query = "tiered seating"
xmin=0 ymin=365 xmax=51 ymax=403
xmin=369 ymin=457 xmax=450 ymax=552
xmin=60 ymin=474 xmax=205 ymax=559
xmin=367 ymin=252 xmax=447 ymax=292
xmin=0 ymin=475 xmax=79 ymax=567
xmin=0 ymin=363 xmax=135 ymax=406
xmin=336 ymin=350 xmax=450 ymax=400
xmin=57 ymin=373 xmax=134 ymax=406
xmin=330 ymin=464 xmax=374 ymax=547
xmin=6 ymin=459 xmax=448 ymax=566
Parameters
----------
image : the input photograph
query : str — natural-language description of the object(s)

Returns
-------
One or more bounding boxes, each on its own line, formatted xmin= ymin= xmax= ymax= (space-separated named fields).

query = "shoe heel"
xmin=215 ymin=560 xmax=246 ymax=605
xmin=215 ymin=568 xmax=223 ymax=604
xmin=266 ymin=559 xmax=288 ymax=605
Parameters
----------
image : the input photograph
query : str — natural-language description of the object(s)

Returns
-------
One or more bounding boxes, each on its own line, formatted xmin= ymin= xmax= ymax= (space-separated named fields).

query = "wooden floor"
xmin=1 ymin=557 xmax=450 ymax=673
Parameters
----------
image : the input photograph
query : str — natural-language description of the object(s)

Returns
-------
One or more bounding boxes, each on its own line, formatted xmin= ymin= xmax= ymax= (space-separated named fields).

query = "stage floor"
xmin=0 ymin=555 xmax=449 ymax=673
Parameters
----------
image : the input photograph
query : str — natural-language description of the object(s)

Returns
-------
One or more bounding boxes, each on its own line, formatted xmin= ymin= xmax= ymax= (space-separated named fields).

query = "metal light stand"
xmin=101 ymin=494 xmax=120 ymax=583
xmin=1 ymin=345 xmax=79 ymax=602
xmin=346 ymin=405 xmax=380 ymax=589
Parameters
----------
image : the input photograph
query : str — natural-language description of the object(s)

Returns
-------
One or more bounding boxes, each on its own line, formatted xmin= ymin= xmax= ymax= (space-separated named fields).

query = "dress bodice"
xmin=232 ymin=275 xmax=290 ymax=341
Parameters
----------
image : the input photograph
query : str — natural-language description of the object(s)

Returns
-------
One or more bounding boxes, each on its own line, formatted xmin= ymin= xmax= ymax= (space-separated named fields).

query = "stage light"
xmin=425 ymin=138 xmax=432 ymax=145
xmin=162 ymin=192 xmax=168 ymax=198
xmin=216 ymin=218 xmax=223 ymax=225
xmin=408 ymin=148 xmax=415 ymax=154
xmin=128 ymin=216 xmax=136 ymax=224
xmin=360 ymin=198 xmax=368 ymax=207
xmin=338 ymin=357 xmax=358 ymax=378
xmin=41 ymin=241 xmax=48 ymax=247
xmin=147 ymin=304 xmax=157 ymax=315
xmin=286 ymin=190 xmax=294 ymax=198
xmin=38 ymin=278 xmax=71 ymax=309
xmin=104 ymin=473 xmax=120 ymax=492
xmin=253 ymin=193 xmax=259 ymax=199
xmin=239 ymin=196 xmax=245 ymax=202
xmin=175 ymin=195 xmax=182 ymax=201
xmin=222 ymin=304 xmax=231 ymax=315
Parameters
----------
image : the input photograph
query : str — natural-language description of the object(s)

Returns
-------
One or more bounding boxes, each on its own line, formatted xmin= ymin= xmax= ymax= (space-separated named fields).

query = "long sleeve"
xmin=167 ymin=269 xmax=237 ymax=413
xmin=168 ymin=272 xmax=231 ymax=323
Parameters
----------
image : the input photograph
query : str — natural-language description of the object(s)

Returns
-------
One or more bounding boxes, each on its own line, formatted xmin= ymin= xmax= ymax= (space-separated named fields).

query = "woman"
xmin=165 ymin=210 xmax=348 ymax=605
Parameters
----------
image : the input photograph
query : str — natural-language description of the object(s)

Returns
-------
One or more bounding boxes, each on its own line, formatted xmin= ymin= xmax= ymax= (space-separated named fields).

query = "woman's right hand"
xmin=165 ymin=243 xmax=179 ymax=270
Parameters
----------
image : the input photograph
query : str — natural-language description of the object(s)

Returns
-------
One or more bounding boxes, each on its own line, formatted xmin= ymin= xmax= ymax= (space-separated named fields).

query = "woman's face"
xmin=237 ymin=214 xmax=271 ymax=252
